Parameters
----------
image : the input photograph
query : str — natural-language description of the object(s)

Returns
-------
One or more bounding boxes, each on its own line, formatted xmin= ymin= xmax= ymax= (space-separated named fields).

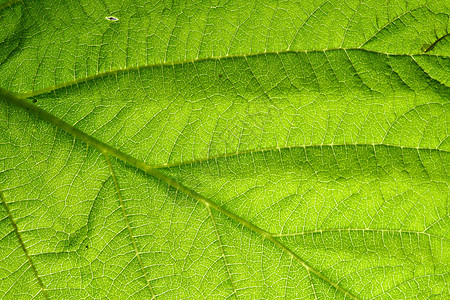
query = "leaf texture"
xmin=0 ymin=0 xmax=449 ymax=299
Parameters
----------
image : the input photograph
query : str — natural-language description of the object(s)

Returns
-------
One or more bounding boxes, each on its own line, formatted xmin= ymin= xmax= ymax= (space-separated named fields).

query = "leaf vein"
xmin=0 ymin=86 xmax=360 ymax=300
xmin=0 ymin=188 xmax=49 ymax=299
xmin=273 ymin=228 xmax=449 ymax=242
xmin=207 ymin=207 xmax=239 ymax=299
xmin=16 ymin=48 xmax=448 ymax=100
xmin=103 ymin=154 xmax=156 ymax=299
xmin=154 ymin=143 xmax=449 ymax=169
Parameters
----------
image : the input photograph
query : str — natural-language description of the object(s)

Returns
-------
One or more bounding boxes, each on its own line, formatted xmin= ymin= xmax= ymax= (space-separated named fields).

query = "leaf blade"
xmin=0 ymin=0 xmax=449 ymax=298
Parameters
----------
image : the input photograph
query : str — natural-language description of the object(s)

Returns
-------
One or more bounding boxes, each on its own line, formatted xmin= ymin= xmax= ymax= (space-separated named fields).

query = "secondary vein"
xmin=150 ymin=143 xmax=448 ymax=169
xmin=273 ymin=228 xmax=450 ymax=243
xmin=0 ymin=188 xmax=49 ymax=299
xmin=104 ymin=154 xmax=156 ymax=299
xmin=16 ymin=48 xmax=447 ymax=100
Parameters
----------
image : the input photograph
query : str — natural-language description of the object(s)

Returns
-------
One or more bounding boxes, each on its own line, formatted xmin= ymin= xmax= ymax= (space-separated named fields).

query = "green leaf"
xmin=0 ymin=0 xmax=449 ymax=298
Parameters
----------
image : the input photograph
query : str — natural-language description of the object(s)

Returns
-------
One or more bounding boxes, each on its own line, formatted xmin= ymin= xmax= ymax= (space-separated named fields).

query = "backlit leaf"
xmin=0 ymin=0 xmax=449 ymax=299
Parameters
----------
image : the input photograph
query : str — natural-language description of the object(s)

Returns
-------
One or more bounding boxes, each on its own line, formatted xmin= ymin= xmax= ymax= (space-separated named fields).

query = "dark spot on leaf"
xmin=423 ymin=33 xmax=449 ymax=53
xmin=85 ymin=245 xmax=88 ymax=249
xmin=219 ymin=74 xmax=223 ymax=78
xmin=105 ymin=16 xmax=119 ymax=22
xmin=32 ymin=99 xmax=37 ymax=103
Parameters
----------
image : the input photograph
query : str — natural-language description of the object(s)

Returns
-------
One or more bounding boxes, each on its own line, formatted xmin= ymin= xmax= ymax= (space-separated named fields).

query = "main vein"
xmin=0 ymin=87 xmax=359 ymax=299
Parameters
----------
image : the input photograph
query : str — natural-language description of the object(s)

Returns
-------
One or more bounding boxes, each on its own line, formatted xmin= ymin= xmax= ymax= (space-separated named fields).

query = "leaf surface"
xmin=0 ymin=0 xmax=449 ymax=299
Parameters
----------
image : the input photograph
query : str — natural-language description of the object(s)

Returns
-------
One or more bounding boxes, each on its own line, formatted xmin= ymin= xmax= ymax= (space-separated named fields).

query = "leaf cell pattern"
xmin=0 ymin=0 xmax=449 ymax=299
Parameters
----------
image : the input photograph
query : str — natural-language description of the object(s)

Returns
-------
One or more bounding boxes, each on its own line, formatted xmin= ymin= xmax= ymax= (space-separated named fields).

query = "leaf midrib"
xmin=15 ymin=48 xmax=448 ymax=99
xmin=0 ymin=87 xmax=361 ymax=299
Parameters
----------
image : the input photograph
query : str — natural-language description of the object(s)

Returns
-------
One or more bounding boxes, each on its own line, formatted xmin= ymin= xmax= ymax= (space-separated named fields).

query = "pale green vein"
xmin=15 ymin=48 xmax=447 ymax=100
xmin=0 ymin=188 xmax=49 ymax=300
xmin=359 ymin=3 xmax=431 ymax=48
xmin=103 ymin=154 xmax=156 ymax=299
xmin=152 ymin=143 xmax=449 ymax=169
xmin=307 ymin=269 xmax=318 ymax=300
xmin=273 ymin=228 xmax=450 ymax=243
xmin=369 ymin=273 xmax=448 ymax=300
xmin=207 ymin=206 xmax=238 ymax=299
xmin=0 ymin=88 xmax=360 ymax=299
